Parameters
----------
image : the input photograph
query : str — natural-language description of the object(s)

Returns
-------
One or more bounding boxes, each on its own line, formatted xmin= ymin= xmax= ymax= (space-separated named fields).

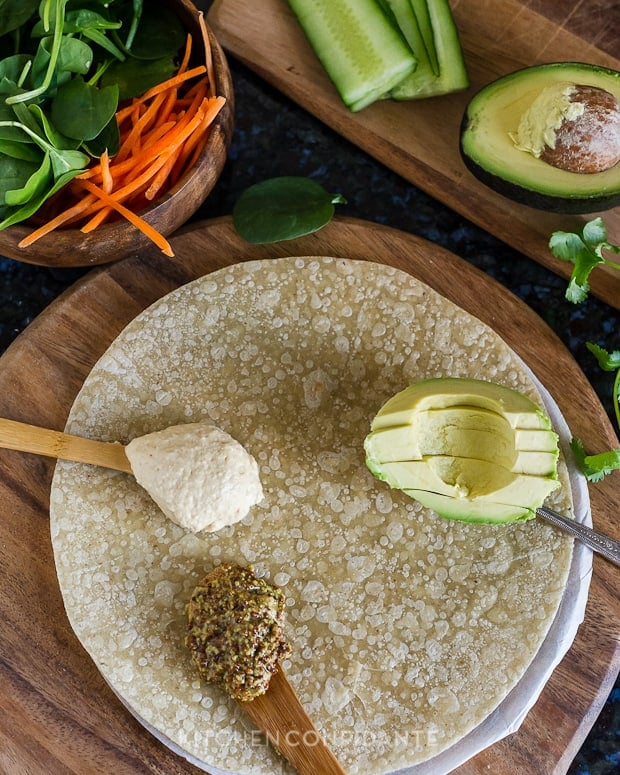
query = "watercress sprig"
xmin=549 ymin=217 xmax=620 ymax=481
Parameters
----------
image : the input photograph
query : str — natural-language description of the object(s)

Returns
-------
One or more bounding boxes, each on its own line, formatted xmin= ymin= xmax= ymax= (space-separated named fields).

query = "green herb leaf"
xmin=124 ymin=5 xmax=184 ymax=60
xmin=549 ymin=217 xmax=620 ymax=304
xmin=233 ymin=177 xmax=347 ymax=244
xmin=571 ymin=438 xmax=620 ymax=482
xmin=586 ymin=342 xmax=620 ymax=372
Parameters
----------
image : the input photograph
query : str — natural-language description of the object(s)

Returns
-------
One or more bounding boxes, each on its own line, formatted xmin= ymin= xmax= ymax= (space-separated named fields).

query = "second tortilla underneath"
xmin=50 ymin=256 xmax=574 ymax=775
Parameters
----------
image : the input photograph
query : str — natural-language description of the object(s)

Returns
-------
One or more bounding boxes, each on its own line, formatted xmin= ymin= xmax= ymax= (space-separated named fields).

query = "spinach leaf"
xmin=0 ymin=53 xmax=32 ymax=86
xmin=31 ymin=34 xmax=93 ymax=96
xmin=233 ymin=177 xmax=346 ymax=244
xmin=82 ymin=111 xmax=119 ymax=156
xmin=101 ymin=54 xmax=176 ymax=100
xmin=0 ymin=118 xmax=89 ymax=177
xmin=28 ymin=102 xmax=81 ymax=149
xmin=125 ymin=5 xmax=184 ymax=59
xmin=0 ymin=153 xmax=41 ymax=203
xmin=0 ymin=166 xmax=82 ymax=229
xmin=0 ymin=0 xmax=39 ymax=36
xmin=6 ymin=0 xmax=68 ymax=104
xmin=5 ymin=151 xmax=51 ymax=205
xmin=0 ymin=138 xmax=42 ymax=160
xmin=50 ymin=77 xmax=118 ymax=140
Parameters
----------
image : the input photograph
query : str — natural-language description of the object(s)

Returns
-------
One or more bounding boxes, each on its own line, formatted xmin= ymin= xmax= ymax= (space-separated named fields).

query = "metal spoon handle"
xmin=536 ymin=505 xmax=620 ymax=567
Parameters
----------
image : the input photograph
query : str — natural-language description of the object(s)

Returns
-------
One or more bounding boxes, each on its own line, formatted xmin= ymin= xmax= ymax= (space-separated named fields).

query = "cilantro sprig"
xmin=549 ymin=218 xmax=620 ymax=481
xmin=549 ymin=217 xmax=620 ymax=303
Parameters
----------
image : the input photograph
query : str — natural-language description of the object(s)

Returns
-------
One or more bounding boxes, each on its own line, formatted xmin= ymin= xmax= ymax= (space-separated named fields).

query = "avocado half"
xmin=364 ymin=377 xmax=561 ymax=525
xmin=459 ymin=62 xmax=620 ymax=214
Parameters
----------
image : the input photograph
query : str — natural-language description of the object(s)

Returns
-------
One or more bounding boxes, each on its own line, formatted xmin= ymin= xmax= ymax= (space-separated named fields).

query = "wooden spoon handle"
xmin=0 ymin=417 xmax=132 ymax=473
xmin=239 ymin=666 xmax=347 ymax=775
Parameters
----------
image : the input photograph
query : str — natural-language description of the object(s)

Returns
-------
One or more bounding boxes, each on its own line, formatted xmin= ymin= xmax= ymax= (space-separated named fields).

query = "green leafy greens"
xmin=232 ymin=177 xmax=346 ymax=244
xmin=0 ymin=0 xmax=185 ymax=230
xmin=549 ymin=218 xmax=620 ymax=481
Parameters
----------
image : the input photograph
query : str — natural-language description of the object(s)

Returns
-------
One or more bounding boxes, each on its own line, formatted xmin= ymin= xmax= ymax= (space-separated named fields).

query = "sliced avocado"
xmin=460 ymin=62 xmax=620 ymax=213
xmin=365 ymin=406 xmax=516 ymax=463
xmin=366 ymin=423 xmax=559 ymax=476
xmin=370 ymin=378 xmax=552 ymax=431
xmin=370 ymin=456 xmax=560 ymax=503
xmin=364 ymin=377 xmax=560 ymax=524
xmin=404 ymin=489 xmax=534 ymax=524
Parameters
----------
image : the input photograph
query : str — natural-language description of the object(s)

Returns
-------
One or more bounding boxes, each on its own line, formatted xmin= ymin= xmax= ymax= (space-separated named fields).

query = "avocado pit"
xmin=513 ymin=82 xmax=620 ymax=174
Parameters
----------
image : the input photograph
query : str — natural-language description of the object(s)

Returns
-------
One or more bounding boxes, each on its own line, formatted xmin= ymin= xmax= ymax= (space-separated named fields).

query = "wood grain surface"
xmin=0 ymin=216 xmax=618 ymax=775
xmin=206 ymin=0 xmax=620 ymax=309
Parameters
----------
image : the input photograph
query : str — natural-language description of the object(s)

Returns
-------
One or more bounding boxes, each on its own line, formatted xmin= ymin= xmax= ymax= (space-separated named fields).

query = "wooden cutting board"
xmin=206 ymin=0 xmax=620 ymax=309
xmin=0 ymin=217 xmax=617 ymax=775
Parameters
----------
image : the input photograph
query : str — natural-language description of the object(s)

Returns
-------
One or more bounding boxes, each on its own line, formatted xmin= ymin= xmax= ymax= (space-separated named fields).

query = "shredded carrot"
xmin=18 ymin=195 xmax=98 ymax=247
xmin=179 ymin=33 xmax=193 ymax=74
xmin=140 ymin=65 xmax=207 ymax=101
xmin=20 ymin=31 xmax=225 ymax=256
xmin=198 ymin=12 xmax=215 ymax=99
xmin=79 ymin=180 xmax=174 ymax=256
xmin=100 ymin=149 xmax=113 ymax=194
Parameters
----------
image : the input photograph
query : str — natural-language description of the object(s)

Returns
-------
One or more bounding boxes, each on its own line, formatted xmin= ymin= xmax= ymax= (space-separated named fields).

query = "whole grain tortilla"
xmin=50 ymin=257 xmax=574 ymax=775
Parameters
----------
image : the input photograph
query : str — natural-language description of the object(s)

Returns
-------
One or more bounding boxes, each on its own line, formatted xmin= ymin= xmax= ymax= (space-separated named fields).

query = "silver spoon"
xmin=536 ymin=505 xmax=620 ymax=567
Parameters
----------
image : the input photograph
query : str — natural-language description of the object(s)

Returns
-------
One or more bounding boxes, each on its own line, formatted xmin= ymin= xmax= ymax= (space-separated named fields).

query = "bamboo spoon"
xmin=240 ymin=665 xmax=347 ymax=775
xmin=0 ymin=416 xmax=347 ymax=773
xmin=0 ymin=417 xmax=132 ymax=472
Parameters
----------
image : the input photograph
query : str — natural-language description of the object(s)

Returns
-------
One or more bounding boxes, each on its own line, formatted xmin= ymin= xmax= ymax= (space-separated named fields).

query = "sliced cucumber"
xmin=382 ymin=0 xmax=438 ymax=96
xmin=287 ymin=0 xmax=417 ymax=112
xmin=409 ymin=0 xmax=439 ymax=75
xmin=390 ymin=0 xmax=469 ymax=99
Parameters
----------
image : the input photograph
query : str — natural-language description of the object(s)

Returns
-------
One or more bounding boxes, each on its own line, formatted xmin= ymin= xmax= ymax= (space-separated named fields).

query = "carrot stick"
xmin=80 ymin=205 xmax=112 ymax=233
xmin=198 ymin=12 xmax=215 ymax=98
xmin=18 ymin=194 xmax=98 ymax=247
xmin=79 ymin=180 xmax=173 ymax=256
xmin=115 ymin=90 xmax=167 ymax=162
xmin=138 ymin=65 xmax=206 ymax=101
xmin=100 ymin=149 xmax=113 ymax=194
xmin=145 ymin=143 xmax=184 ymax=200
xmin=179 ymin=33 xmax=193 ymax=74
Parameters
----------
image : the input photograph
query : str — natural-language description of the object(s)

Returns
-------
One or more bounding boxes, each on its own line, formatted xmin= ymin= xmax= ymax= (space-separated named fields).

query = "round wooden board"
xmin=0 ymin=216 xmax=617 ymax=775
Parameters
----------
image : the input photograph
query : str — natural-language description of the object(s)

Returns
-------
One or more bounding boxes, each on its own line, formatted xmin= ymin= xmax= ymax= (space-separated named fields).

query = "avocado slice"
xmin=404 ymin=489 xmax=533 ymax=524
xmin=369 ymin=456 xmax=560 ymax=504
xmin=364 ymin=377 xmax=561 ymax=524
xmin=370 ymin=377 xmax=553 ymax=431
xmin=365 ymin=405 xmax=559 ymax=475
xmin=460 ymin=62 xmax=620 ymax=213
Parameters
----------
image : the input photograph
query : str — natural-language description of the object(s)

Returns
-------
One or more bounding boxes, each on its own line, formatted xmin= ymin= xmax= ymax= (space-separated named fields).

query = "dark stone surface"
xmin=0 ymin=13 xmax=618 ymax=774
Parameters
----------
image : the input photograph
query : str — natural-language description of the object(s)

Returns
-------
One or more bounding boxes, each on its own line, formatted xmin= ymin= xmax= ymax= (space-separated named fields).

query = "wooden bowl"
xmin=0 ymin=0 xmax=234 ymax=268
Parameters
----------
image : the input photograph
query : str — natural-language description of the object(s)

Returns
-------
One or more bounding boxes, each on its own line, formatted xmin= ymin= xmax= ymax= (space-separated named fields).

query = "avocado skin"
xmin=459 ymin=125 xmax=620 ymax=214
xmin=459 ymin=62 xmax=620 ymax=214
